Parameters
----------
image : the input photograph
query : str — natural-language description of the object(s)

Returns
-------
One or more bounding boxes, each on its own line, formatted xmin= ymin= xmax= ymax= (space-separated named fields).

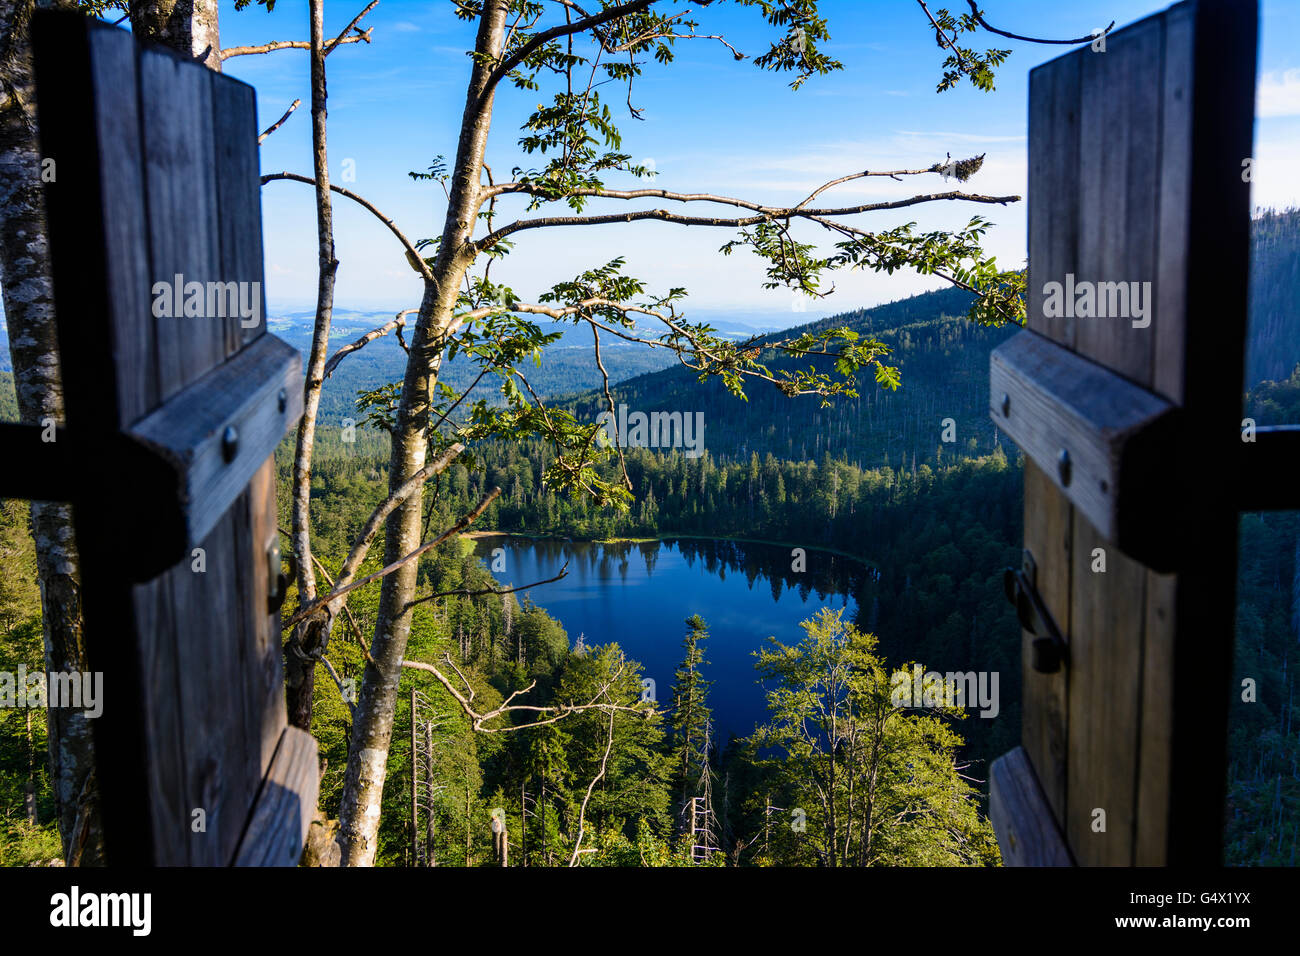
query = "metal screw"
xmin=1000 ymin=393 xmax=1011 ymax=417
xmin=222 ymin=425 xmax=239 ymax=463
xmin=1057 ymin=448 xmax=1071 ymax=487
xmin=277 ymin=388 xmax=287 ymax=413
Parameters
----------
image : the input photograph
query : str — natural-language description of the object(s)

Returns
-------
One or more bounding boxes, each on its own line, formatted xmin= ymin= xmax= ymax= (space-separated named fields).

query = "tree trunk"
xmin=0 ymin=0 xmax=105 ymax=866
xmin=409 ymin=688 xmax=417 ymax=864
xmin=128 ymin=0 xmax=220 ymax=70
xmin=284 ymin=0 xmax=337 ymax=731
xmin=24 ymin=706 xmax=37 ymax=824
xmin=424 ymin=721 xmax=436 ymax=865
xmin=336 ymin=0 xmax=508 ymax=866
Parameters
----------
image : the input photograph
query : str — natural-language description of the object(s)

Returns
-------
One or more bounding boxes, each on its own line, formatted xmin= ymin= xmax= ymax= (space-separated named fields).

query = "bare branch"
xmin=405 ymin=560 xmax=571 ymax=611
xmin=484 ymin=0 xmax=657 ymax=102
xmin=966 ymin=1 xmax=1114 ymax=45
xmin=476 ymin=189 xmax=1019 ymax=249
xmin=916 ymin=0 xmax=969 ymax=71
xmin=258 ymin=98 xmax=301 ymax=144
xmin=261 ymin=172 xmax=436 ymax=284
xmin=570 ymin=706 xmax=616 ymax=865
xmin=324 ymin=309 xmax=417 ymax=378
xmin=591 ymin=324 xmax=631 ymax=490
xmin=332 ymin=443 xmax=467 ymax=590
xmin=283 ymin=453 xmax=482 ymax=631
xmin=318 ymin=654 xmax=355 ymax=715
xmin=456 ymin=295 xmax=879 ymax=398
xmin=302 ymin=550 xmax=377 ymax=666
xmin=226 ymin=1 xmax=379 ymax=60
xmin=325 ymin=0 xmax=381 ymax=56
xmin=400 ymin=656 xmax=643 ymax=733
xmin=220 ymin=31 xmax=372 ymax=59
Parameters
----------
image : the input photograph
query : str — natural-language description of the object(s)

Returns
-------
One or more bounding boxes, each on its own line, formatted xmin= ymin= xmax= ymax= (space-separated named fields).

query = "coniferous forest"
xmin=0 ymin=2 xmax=1297 ymax=890
xmin=5 ymin=214 xmax=1300 ymax=864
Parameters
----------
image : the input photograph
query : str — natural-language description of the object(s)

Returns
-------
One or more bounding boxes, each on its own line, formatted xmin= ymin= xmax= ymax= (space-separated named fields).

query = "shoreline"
xmin=461 ymin=529 xmax=877 ymax=569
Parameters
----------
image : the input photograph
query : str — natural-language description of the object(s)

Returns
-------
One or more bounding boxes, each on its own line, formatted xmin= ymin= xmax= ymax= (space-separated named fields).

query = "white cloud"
xmin=894 ymin=130 xmax=1027 ymax=144
xmin=393 ymin=21 xmax=421 ymax=33
xmin=1250 ymin=128 xmax=1300 ymax=210
xmin=1258 ymin=68 xmax=1300 ymax=118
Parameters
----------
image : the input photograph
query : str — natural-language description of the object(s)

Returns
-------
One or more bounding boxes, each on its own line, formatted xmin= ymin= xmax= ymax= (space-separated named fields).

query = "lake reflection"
xmin=472 ymin=537 xmax=868 ymax=744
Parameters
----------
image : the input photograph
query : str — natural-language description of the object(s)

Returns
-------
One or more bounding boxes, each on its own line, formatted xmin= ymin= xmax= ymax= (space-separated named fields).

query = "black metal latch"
xmin=1003 ymin=549 xmax=1068 ymax=674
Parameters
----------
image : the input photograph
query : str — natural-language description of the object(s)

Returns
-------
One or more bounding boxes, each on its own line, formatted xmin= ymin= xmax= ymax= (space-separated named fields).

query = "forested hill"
xmin=1247 ymin=207 xmax=1300 ymax=385
xmin=573 ymin=286 xmax=1015 ymax=471
xmin=564 ymin=207 xmax=1300 ymax=471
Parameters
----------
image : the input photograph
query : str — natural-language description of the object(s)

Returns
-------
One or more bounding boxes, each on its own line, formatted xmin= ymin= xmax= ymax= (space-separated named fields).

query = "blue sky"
xmin=219 ymin=0 xmax=1300 ymax=326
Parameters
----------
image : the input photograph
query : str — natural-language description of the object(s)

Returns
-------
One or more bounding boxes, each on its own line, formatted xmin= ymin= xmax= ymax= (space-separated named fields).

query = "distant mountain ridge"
xmin=572 ymin=285 xmax=1013 ymax=471
xmin=3 ymin=211 xmax=1296 ymax=455
xmin=561 ymin=208 xmax=1300 ymax=470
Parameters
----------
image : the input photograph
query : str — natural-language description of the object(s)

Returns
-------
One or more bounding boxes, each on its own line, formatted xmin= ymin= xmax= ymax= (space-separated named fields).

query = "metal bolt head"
xmin=1000 ymin=393 xmax=1011 ymax=417
xmin=222 ymin=425 xmax=239 ymax=463
xmin=1057 ymin=448 xmax=1071 ymax=487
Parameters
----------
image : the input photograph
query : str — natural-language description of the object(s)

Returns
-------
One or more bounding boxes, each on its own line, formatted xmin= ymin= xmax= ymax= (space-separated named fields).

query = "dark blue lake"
xmin=472 ymin=536 xmax=871 ymax=744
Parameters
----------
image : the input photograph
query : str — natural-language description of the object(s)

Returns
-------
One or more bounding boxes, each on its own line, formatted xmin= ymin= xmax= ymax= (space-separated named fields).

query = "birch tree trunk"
xmin=128 ymin=0 xmax=220 ymax=70
xmin=0 ymin=0 xmax=105 ymax=866
xmin=336 ymin=0 xmax=509 ymax=866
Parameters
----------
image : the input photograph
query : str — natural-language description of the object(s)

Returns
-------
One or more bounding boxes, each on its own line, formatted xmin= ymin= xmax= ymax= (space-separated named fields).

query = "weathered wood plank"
xmin=233 ymin=727 xmax=320 ymax=867
xmin=86 ymin=23 xmax=158 ymax=430
xmin=138 ymin=43 xmax=226 ymax=402
xmin=244 ymin=460 xmax=288 ymax=779
xmin=171 ymin=510 xmax=251 ymax=865
xmin=989 ymin=746 xmax=1074 ymax=866
xmin=990 ymin=330 xmax=1184 ymax=569
xmin=1153 ymin=3 xmax=1194 ymax=405
xmin=1076 ymin=16 xmax=1162 ymax=386
xmin=1162 ymin=0 xmax=1257 ymax=863
xmin=127 ymin=334 xmax=302 ymax=558
xmin=35 ymin=13 xmax=168 ymax=862
xmin=1134 ymin=11 xmax=1193 ymax=852
xmin=130 ymin=570 xmax=189 ymax=864
xmin=1019 ymin=462 xmax=1070 ymax=821
xmin=1066 ymin=517 xmax=1145 ymax=865
xmin=1026 ymin=52 xmax=1080 ymax=346
xmin=999 ymin=0 xmax=1257 ymax=870
xmin=1135 ymin=570 xmax=1175 ymax=866
xmin=211 ymin=73 xmax=267 ymax=351
xmin=34 ymin=11 xmax=315 ymax=865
